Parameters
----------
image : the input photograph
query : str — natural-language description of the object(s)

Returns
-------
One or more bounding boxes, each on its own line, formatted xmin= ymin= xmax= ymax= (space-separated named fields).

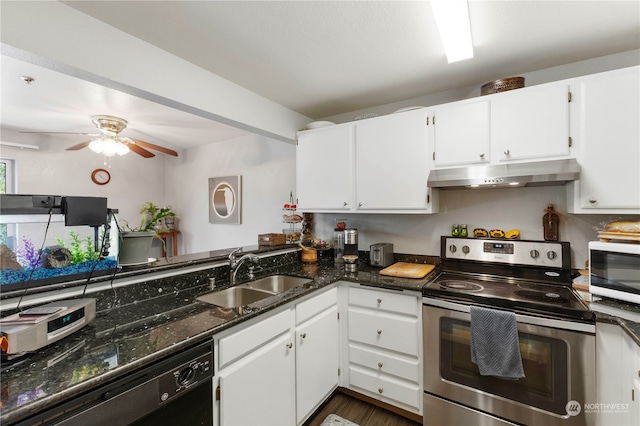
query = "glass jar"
xmin=451 ymin=224 xmax=460 ymax=237
xmin=460 ymin=224 xmax=468 ymax=237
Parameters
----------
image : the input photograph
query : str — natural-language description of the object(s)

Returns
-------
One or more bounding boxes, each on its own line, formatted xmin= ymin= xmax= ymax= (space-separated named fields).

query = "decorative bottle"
xmin=543 ymin=204 xmax=560 ymax=241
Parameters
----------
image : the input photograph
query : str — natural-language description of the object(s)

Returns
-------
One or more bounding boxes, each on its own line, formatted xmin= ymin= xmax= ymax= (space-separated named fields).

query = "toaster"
xmin=369 ymin=243 xmax=394 ymax=267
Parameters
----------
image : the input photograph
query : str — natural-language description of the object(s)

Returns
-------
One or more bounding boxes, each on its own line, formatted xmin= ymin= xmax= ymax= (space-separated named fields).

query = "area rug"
xmin=320 ymin=414 xmax=360 ymax=426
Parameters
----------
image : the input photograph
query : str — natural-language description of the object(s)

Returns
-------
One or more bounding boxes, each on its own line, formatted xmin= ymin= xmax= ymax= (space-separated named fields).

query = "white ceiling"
xmin=2 ymin=0 xmax=639 ymax=152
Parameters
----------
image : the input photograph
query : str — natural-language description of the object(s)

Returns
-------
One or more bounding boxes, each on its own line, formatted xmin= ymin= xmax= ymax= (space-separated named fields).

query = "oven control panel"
xmin=443 ymin=237 xmax=567 ymax=268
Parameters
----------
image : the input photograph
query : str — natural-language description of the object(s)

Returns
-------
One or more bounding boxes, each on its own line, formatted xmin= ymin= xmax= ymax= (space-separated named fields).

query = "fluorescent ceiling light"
xmin=430 ymin=0 xmax=474 ymax=63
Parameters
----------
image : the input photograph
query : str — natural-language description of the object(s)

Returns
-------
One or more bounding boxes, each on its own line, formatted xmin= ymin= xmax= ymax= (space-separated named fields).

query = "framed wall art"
xmin=209 ymin=175 xmax=242 ymax=224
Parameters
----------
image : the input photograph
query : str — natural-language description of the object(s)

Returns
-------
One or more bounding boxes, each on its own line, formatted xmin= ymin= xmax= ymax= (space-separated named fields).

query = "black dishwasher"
xmin=17 ymin=340 xmax=214 ymax=426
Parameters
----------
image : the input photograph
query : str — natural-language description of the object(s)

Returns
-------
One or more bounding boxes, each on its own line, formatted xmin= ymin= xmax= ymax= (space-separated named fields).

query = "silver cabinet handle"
xmin=378 ymin=388 xmax=384 ymax=394
xmin=301 ymin=333 xmax=307 ymax=339
xmin=479 ymin=153 xmax=485 ymax=158
xmin=504 ymin=149 xmax=510 ymax=156
xmin=358 ymin=202 xmax=363 ymax=207
xmin=589 ymin=198 xmax=597 ymax=204
xmin=378 ymin=362 xmax=383 ymax=368
xmin=286 ymin=342 xmax=293 ymax=349
xmin=376 ymin=298 xmax=382 ymax=304
xmin=343 ymin=201 xmax=348 ymax=206
xmin=376 ymin=329 xmax=382 ymax=335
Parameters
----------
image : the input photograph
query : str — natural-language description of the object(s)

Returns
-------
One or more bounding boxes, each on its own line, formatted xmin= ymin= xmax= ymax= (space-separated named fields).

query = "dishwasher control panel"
xmin=158 ymin=350 xmax=212 ymax=403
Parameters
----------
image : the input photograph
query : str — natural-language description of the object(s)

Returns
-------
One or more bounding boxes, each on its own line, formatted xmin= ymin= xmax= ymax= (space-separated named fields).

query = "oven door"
xmin=423 ymin=298 xmax=596 ymax=426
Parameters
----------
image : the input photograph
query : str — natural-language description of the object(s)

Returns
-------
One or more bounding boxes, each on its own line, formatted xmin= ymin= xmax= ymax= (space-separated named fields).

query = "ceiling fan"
xmin=22 ymin=115 xmax=178 ymax=158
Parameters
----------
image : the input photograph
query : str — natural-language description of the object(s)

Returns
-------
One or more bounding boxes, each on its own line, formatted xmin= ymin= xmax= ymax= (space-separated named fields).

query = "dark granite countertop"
xmin=2 ymin=243 xmax=638 ymax=425
xmin=0 ymin=249 xmax=435 ymax=425
xmin=590 ymin=298 xmax=640 ymax=347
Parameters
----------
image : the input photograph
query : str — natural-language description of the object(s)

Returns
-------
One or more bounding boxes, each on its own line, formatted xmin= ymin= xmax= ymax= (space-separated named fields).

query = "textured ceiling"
xmin=62 ymin=0 xmax=640 ymax=118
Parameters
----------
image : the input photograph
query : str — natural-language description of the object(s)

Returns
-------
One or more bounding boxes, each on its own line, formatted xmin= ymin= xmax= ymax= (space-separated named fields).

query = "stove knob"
xmin=462 ymin=245 xmax=470 ymax=254
xmin=547 ymin=250 xmax=558 ymax=260
xmin=529 ymin=249 xmax=540 ymax=259
xmin=449 ymin=245 xmax=457 ymax=253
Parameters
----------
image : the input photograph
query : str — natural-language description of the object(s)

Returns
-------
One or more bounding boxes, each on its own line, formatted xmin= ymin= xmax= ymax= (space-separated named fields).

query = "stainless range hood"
xmin=427 ymin=159 xmax=580 ymax=189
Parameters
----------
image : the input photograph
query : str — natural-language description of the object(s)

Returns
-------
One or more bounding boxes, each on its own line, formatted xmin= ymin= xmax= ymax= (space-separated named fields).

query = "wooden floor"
xmin=304 ymin=391 xmax=422 ymax=426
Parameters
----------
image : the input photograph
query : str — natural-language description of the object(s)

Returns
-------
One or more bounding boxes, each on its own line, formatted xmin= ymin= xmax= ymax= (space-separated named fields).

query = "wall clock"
xmin=91 ymin=168 xmax=111 ymax=185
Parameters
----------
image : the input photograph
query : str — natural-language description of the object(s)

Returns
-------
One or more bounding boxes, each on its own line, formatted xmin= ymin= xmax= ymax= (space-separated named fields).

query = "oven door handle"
xmin=423 ymin=297 xmax=595 ymax=334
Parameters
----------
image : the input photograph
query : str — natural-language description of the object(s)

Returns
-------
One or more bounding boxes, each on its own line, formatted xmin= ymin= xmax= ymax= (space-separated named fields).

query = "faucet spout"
xmin=229 ymin=251 xmax=260 ymax=285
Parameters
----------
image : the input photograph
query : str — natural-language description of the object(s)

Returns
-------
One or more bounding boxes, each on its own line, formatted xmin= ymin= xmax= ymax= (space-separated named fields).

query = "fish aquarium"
xmin=0 ymin=195 xmax=119 ymax=293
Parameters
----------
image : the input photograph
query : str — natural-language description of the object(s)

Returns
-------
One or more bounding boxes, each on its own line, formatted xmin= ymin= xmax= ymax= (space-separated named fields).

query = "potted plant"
xmin=118 ymin=202 xmax=176 ymax=265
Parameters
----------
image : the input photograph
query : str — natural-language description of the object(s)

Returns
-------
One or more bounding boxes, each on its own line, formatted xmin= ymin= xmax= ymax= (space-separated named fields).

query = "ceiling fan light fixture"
xmin=89 ymin=136 xmax=129 ymax=157
xmin=430 ymin=0 xmax=474 ymax=63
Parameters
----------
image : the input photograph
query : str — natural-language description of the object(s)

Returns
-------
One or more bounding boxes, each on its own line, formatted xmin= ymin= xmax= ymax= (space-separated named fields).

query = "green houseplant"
xmin=118 ymin=202 xmax=176 ymax=265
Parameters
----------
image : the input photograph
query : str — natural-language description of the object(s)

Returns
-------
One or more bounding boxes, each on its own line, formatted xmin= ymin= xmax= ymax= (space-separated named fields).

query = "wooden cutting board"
xmin=379 ymin=262 xmax=435 ymax=279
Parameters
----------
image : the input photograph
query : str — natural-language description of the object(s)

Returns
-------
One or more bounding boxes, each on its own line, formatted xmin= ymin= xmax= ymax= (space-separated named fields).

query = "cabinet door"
xmin=296 ymin=125 xmax=353 ymax=211
xmin=219 ymin=332 xmax=295 ymax=426
xmin=354 ymin=109 xmax=431 ymax=210
xmin=433 ymin=98 xmax=491 ymax=167
xmin=296 ymin=304 xmax=339 ymax=424
xmin=492 ymin=79 xmax=571 ymax=162
xmin=572 ymin=66 xmax=640 ymax=212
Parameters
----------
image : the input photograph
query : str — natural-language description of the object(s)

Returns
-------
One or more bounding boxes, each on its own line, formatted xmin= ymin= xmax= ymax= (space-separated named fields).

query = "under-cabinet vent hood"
xmin=427 ymin=159 xmax=580 ymax=189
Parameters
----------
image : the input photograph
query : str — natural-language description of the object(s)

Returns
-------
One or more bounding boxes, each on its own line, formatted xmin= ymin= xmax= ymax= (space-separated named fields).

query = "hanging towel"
xmin=470 ymin=305 xmax=525 ymax=379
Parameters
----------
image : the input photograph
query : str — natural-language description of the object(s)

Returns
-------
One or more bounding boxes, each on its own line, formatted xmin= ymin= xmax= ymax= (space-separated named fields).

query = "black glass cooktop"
xmin=423 ymin=270 xmax=594 ymax=322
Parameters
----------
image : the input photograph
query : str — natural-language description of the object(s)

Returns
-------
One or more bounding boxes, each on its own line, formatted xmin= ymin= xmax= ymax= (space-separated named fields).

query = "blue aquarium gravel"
xmin=0 ymin=257 xmax=118 ymax=286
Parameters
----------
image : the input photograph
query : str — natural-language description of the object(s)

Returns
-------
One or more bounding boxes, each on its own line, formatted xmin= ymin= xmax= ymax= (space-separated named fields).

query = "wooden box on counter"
xmin=258 ymin=233 xmax=286 ymax=246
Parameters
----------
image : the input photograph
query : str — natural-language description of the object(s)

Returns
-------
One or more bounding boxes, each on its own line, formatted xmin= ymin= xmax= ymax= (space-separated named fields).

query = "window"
xmin=1 ymin=159 xmax=15 ymax=247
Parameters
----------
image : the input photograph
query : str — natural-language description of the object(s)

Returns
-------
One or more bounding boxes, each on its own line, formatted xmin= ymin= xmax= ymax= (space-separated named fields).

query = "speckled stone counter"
xmin=590 ymin=298 xmax=640 ymax=347
xmin=0 ymin=248 xmax=437 ymax=425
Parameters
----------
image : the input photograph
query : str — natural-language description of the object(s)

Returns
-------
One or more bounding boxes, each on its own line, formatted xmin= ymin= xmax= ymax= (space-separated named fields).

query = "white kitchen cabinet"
xmin=217 ymin=309 xmax=295 ymax=426
xmin=568 ymin=66 xmax=640 ymax=214
xmin=216 ymin=286 xmax=340 ymax=426
xmin=296 ymin=124 xmax=354 ymax=211
xmin=295 ymin=286 xmax=339 ymax=424
xmin=296 ymin=109 xmax=438 ymax=213
xmin=491 ymin=79 xmax=571 ymax=162
xmin=595 ymin=322 xmax=640 ymax=426
xmin=354 ymin=108 xmax=436 ymax=212
xmin=432 ymin=79 xmax=572 ymax=168
xmin=432 ymin=98 xmax=491 ymax=167
xmin=344 ymin=284 xmax=423 ymax=415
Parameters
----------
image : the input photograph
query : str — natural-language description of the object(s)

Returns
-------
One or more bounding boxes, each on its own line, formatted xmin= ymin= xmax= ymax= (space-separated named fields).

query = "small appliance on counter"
xmin=369 ymin=243 xmax=394 ymax=267
xmin=0 ymin=299 xmax=96 ymax=356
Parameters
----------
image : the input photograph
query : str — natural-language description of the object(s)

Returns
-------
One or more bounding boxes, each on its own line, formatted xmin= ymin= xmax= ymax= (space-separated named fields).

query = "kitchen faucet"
xmin=228 ymin=247 xmax=260 ymax=285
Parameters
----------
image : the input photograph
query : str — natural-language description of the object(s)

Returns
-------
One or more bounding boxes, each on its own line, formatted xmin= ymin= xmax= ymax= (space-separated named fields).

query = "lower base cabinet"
xmin=596 ymin=322 xmax=640 ymax=426
xmin=344 ymin=284 xmax=423 ymax=415
xmin=216 ymin=285 xmax=339 ymax=426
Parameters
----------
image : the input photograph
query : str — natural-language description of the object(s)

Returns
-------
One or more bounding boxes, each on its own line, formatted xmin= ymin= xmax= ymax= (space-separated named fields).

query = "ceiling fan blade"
xmin=66 ymin=140 xmax=93 ymax=151
xmin=127 ymin=143 xmax=156 ymax=158
xmin=20 ymin=131 xmax=99 ymax=136
xmin=131 ymin=138 xmax=178 ymax=157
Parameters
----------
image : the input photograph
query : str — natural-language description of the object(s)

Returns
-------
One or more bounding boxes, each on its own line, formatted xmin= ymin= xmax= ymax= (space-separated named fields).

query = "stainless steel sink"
xmin=197 ymin=275 xmax=311 ymax=308
xmin=243 ymin=275 xmax=311 ymax=293
xmin=196 ymin=287 xmax=273 ymax=308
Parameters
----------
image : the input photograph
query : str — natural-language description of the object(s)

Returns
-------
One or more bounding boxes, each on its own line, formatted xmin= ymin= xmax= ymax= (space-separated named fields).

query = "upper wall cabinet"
xmin=432 ymin=79 xmax=573 ymax=168
xmin=296 ymin=125 xmax=354 ymax=211
xmin=432 ymin=98 xmax=491 ymax=167
xmin=568 ymin=66 xmax=640 ymax=214
xmin=296 ymin=108 xmax=438 ymax=214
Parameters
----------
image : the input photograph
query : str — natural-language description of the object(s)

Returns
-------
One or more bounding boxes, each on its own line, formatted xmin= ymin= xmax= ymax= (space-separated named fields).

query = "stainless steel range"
xmin=423 ymin=237 xmax=596 ymax=426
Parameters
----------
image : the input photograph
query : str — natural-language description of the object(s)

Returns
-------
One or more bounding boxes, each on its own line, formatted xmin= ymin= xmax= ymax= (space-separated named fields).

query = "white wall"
xmin=165 ymin=133 xmax=296 ymax=253
xmin=310 ymin=187 xmax=615 ymax=269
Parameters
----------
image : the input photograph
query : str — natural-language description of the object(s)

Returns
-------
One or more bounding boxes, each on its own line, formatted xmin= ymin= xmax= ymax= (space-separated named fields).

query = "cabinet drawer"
xmin=349 ymin=365 xmax=421 ymax=412
xmin=219 ymin=309 xmax=292 ymax=369
xmin=348 ymin=286 xmax=418 ymax=316
xmin=349 ymin=342 xmax=419 ymax=381
xmin=348 ymin=308 xmax=419 ymax=356
xmin=296 ymin=285 xmax=337 ymax=325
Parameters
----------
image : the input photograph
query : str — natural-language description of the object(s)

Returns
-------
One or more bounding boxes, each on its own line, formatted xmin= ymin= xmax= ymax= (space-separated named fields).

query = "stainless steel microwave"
xmin=589 ymin=241 xmax=640 ymax=305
